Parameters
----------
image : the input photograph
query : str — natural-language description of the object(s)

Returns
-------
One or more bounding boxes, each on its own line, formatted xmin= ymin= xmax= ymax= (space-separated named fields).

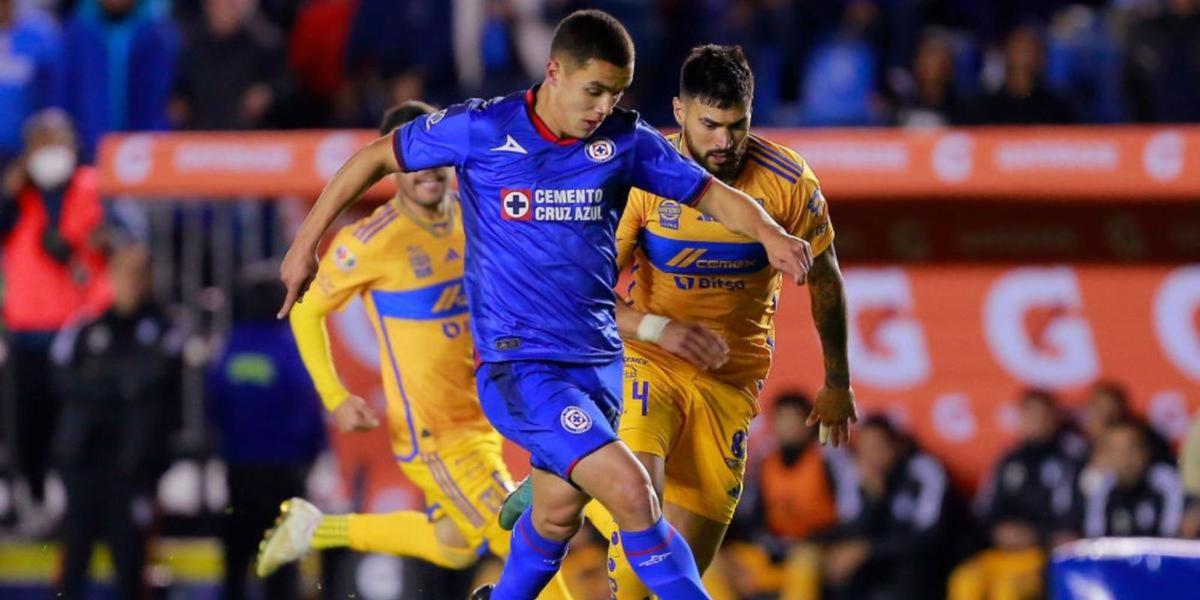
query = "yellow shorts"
xmin=621 ymin=344 xmax=757 ymax=524
xmin=398 ymin=430 xmax=515 ymax=549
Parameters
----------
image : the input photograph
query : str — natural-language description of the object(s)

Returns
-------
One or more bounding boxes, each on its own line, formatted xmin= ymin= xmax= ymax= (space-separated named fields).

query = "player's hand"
xmin=332 ymin=395 xmax=380 ymax=432
xmin=762 ymin=230 xmax=812 ymax=285
xmin=657 ymin=321 xmax=729 ymax=371
xmin=278 ymin=243 xmax=318 ymax=319
xmin=806 ymin=384 xmax=858 ymax=448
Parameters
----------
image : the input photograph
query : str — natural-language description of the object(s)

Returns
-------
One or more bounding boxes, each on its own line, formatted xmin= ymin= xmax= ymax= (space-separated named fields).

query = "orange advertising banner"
xmin=322 ymin=265 xmax=1200 ymax=507
xmin=97 ymin=130 xmax=396 ymax=200
xmin=98 ymin=127 xmax=1200 ymax=201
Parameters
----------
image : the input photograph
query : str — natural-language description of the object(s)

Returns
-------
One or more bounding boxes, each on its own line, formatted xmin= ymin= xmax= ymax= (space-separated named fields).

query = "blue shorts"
xmin=477 ymin=359 xmax=623 ymax=481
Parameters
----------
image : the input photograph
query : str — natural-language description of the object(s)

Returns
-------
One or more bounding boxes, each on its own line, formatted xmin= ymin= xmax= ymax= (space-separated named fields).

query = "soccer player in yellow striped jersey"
xmin=587 ymin=46 xmax=860 ymax=599
xmin=255 ymin=101 xmax=574 ymax=600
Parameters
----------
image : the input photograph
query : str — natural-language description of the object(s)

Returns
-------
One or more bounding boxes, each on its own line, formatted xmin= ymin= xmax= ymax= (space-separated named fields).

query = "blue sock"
xmin=492 ymin=510 xmax=569 ymax=600
xmin=619 ymin=518 xmax=710 ymax=599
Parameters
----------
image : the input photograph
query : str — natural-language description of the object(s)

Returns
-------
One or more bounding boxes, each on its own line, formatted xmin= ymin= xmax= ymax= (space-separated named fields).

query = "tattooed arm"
xmin=804 ymin=245 xmax=858 ymax=447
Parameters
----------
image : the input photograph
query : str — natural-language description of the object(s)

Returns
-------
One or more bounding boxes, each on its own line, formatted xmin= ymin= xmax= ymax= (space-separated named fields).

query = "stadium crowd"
xmin=2 ymin=0 xmax=1200 ymax=599
xmin=1 ymin=0 xmax=1200 ymax=164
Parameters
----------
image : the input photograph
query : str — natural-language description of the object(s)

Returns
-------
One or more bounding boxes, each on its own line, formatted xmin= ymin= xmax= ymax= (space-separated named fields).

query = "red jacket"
xmin=2 ymin=167 xmax=110 ymax=332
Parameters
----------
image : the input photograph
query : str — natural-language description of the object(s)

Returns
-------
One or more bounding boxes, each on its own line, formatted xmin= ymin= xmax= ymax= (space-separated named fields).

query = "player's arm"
xmin=629 ymin=120 xmax=812 ymax=285
xmin=279 ymin=103 xmax=473 ymax=317
xmin=804 ymin=244 xmax=858 ymax=447
xmin=615 ymin=302 xmax=727 ymax=370
xmin=289 ymin=233 xmax=384 ymax=431
xmin=614 ymin=189 xmax=727 ymax=369
xmin=279 ymin=136 xmax=401 ymax=317
xmin=288 ymin=300 xmax=377 ymax=432
xmin=692 ymin=182 xmax=813 ymax=284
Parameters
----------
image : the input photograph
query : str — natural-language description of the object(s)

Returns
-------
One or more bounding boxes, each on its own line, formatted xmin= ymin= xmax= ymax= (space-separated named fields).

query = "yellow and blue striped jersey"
xmin=616 ymin=134 xmax=834 ymax=397
xmin=303 ymin=196 xmax=487 ymax=460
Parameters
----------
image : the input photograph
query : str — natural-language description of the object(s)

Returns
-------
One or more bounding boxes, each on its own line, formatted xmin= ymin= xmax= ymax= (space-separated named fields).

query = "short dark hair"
xmin=550 ymin=9 xmax=634 ymax=69
xmin=859 ymin=414 xmax=901 ymax=442
xmin=774 ymin=391 xmax=813 ymax=415
xmin=380 ymin=100 xmax=437 ymax=135
xmin=1019 ymin=388 xmax=1058 ymax=410
xmin=1088 ymin=380 xmax=1130 ymax=411
xmin=680 ymin=44 xmax=754 ymax=108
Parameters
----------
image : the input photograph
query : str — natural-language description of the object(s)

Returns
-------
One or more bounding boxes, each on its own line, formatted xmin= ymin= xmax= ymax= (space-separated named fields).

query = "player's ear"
xmin=546 ymin=58 xmax=561 ymax=86
xmin=672 ymin=97 xmax=684 ymax=127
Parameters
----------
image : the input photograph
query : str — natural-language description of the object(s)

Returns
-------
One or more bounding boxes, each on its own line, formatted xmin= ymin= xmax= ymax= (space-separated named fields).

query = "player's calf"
xmin=572 ymin=443 xmax=711 ymax=599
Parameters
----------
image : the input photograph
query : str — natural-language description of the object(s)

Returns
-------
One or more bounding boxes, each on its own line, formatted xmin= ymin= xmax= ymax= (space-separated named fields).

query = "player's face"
xmin=394 ymin=165 xmax=451 ymax=208
xmin=675 ymin=97 xmax=750 ymax=180
xmin=547 ymin=58 xmax=632 ymax=138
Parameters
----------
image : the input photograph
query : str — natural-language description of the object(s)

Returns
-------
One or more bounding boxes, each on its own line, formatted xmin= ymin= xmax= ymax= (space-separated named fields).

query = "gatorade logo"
xmin=1154 ymin=266 xmax=1200 ymax=380
xmin=844 ymin=269 xmax=931 ymax=389
xmin=984 ymin=267 xmax=1098 ymax=387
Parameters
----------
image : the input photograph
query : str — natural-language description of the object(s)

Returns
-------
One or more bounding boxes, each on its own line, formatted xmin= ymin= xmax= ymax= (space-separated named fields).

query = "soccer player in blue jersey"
xmin=277 ymin=10 xmax=814 ymax=600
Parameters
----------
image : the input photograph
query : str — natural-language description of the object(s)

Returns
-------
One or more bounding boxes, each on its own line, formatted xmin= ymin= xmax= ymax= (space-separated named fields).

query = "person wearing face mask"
xmin=0 ymin=107 xmax=109 ymax=530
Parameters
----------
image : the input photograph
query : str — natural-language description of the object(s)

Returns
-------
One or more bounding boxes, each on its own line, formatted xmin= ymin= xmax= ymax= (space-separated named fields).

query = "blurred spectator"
xmin=975 ymin=24 xmax=1076 ymax=124
xmin=0 ymin=0 xmax=64 ymax=162
xmin=1124 ymin=0 xmax=1200 ymax=122
xmin=283 ymin=0 xmax=353 ymax=127
xmin=1045 ymin=5 xmax=1125 ymax=123
xmin=346 ymin=0 xmax=456 ymax=109
xmin=476 ymin=0 xmax=534 ymax=97
xmin=1080 ymin=380 xmax=1174 ymax=466
xmin=206 ymin=264 xmax=325 ymax=600
xmin=896 ymin=29 xmax=970 ymax=127
xmin=820 ymin=415 xmax=973 ymax=600
xmin=799 ymin=0 xmax=885 ymax=126
xmin=1063 ymin=420 xmax=1185 ymax=538
xmin=0 ymin=108 xmax=108 ymax=527
xmin=50 ymin=244 xmax=179 ymax=599
xmin=1182 ymin=413 xmax=1200 ymax=538
xmin=456 ymin=0 xmax=550 ymax=97
xmin=171 ymin=0 xmax=288 ymax=130
xmin=722 ymin=391 xmax=845 ymax=599
xmin=758 ymin=392 xmax=841 ymax=543
xmin=948 ymin=389 xmax=1086 ymax=600
xmin=61 ymin=0 xmax=177 ymax=161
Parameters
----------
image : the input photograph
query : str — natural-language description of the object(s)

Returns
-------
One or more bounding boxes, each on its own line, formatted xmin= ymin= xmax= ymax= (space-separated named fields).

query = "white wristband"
xmin=636 ymin=314 xmax=672 ymax=343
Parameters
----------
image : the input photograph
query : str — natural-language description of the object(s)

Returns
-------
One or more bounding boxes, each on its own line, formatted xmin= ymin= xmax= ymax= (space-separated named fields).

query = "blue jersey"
xmin=393 ymin=87 xmax=712 ymax=364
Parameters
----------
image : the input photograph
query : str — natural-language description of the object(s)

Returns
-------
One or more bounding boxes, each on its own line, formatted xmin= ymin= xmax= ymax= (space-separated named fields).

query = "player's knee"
xmin=605 ymin=475 xmax=660 ymax=529
xmin=532 ymin=505 xmax=584 ymax=542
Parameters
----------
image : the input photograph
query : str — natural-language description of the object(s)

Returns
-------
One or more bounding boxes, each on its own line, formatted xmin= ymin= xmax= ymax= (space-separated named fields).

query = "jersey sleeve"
xmin=780 ymin=161 xmax=835 ymax=257
xmin=392 ymin=100 xmax=476 ymax=172
xmin=303 ymin=227 xmax=379 ymax=313
xmin=629 ymin=119 xmax=712 ymax=206
xmin=616 ymin=189 xmax=649 ymax=270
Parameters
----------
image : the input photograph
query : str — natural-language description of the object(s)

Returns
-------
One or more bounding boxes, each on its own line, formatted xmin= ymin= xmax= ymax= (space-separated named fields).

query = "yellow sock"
xmin=311 ymin=515 xmax=350 ymax=549
xmin=344 ymin=512 xmax=477 ymax=569
xmin=583 ymin=500 xmax=649 ymax=600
